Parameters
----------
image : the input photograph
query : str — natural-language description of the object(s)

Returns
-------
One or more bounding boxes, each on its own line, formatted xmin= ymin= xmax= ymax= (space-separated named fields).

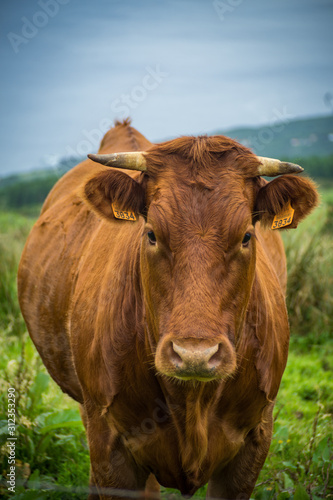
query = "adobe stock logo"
xmin=7 ymin=0 xmax=70 ymax=54
xmin=65 ymin=65 xmax=169 ymax=158
xmin=111 ymin=65 xmax=169 ymax=117
xmin=213 ymin=0 xmax=244 ymax=21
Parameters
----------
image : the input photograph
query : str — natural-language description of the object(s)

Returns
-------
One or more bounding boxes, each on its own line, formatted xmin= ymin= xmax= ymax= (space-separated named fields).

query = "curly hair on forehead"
xmin=145 ymin=135 xmax=261 ymax=179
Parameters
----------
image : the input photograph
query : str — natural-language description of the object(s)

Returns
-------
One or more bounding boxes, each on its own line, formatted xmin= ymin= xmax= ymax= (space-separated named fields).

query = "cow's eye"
xmin=147 ymin=230 xmax=157 ymax=245
xmin=242 ymin=233 xmax=252 ymax=247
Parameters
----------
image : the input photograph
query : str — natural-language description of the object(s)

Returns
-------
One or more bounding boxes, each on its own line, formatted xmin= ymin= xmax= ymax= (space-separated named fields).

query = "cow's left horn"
xmin=257 ymin=157 xmax=304 ymax=177
xmin=88 ymin=152 xmax=147 ymax=171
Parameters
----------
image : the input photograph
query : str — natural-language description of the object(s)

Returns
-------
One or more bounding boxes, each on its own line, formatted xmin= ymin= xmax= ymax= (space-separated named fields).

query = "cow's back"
xmin=17 ymin=162 xmax=106 ymax=401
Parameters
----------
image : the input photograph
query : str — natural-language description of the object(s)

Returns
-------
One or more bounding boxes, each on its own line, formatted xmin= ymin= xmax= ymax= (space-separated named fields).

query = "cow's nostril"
xmin=172 ymin=342 xmax=191 ymax=360
xmin=169 ymin=343 xmax=183 ymax=368
xmin=207 ymin=344 xmax=222 ymax=368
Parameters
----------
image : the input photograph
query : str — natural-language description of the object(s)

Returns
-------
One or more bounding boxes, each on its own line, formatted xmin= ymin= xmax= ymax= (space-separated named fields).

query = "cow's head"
xmin=84 ymin=136 xmax=318 ymax=383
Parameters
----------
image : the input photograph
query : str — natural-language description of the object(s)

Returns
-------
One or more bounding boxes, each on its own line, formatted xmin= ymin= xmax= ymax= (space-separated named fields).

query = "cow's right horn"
xmin=257 ymin=157 xmax=304 ymax=177
xmin=88 ymin=152 xmax=147 ymax=171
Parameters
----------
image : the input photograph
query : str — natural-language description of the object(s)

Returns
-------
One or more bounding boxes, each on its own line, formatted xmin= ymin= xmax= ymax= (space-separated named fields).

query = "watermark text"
xmin=7 ymin=388 xmax=16 ymax=493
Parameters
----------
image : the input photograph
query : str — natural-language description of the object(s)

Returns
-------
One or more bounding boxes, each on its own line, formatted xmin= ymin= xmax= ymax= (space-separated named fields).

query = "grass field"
xmin=0 ymin=186 xmax=332 ymax=499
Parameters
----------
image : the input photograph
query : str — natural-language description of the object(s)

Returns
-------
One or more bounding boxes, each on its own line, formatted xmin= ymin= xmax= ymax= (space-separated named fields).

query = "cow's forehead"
xmin=146 ymin=160 xmax=257 ymax=216
xmin=145 ymin=136 xmax=260 ymax=213
xmin=145 ymin=134 xmax=261 ymax=181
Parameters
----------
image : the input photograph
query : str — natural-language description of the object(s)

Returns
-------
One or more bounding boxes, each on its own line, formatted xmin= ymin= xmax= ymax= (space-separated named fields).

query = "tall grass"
xmin=283 ymin=189 xmax=333 ymax=339
xmin=0 ymin=213 xmax=34 ymax=337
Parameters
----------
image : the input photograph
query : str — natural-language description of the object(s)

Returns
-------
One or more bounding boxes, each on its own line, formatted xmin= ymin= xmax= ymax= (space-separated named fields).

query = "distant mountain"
xmin=215 ymin=115 xmax=333 ymax=159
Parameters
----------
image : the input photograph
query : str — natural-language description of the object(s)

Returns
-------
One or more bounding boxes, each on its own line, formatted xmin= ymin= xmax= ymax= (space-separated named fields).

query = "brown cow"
xmin=18 ymin=119 xmax=318 ymax=499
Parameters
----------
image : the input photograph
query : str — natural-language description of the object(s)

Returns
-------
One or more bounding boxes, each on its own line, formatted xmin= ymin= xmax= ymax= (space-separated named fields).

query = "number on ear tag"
xmin=112 ymin=204 xmax=136 ymax=221
xmin=271 ymin=201 xmax=294 ymax=229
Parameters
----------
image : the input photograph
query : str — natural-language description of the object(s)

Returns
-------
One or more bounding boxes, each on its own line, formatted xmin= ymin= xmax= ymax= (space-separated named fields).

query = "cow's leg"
xmin=207 ymin=414 xmax=273 ymax=499
xmin=86 ymin=407 xmax=149 ymax=500
xmin=79 ymin=403 xmax=88 ymax=429
xmin=145 ymin=473 xmax=160 ymax=496
xmin=79 ymin=404 xmax=99 ymax=498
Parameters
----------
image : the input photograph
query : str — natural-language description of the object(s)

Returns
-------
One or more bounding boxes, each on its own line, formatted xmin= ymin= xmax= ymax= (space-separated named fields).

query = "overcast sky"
xmin=1 ymin=0 xmax=333 ymax=176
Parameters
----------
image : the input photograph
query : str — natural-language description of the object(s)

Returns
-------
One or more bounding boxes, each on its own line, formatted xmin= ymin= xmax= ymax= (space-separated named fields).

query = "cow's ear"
xmin=254 ymin=175 xmax=319 ymax=229
xmin=82 ymin=170 xmax=147 ymax=221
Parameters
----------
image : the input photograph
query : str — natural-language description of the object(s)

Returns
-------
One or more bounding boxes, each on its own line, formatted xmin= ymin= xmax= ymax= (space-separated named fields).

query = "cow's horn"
xmin=257 ymin=157 xmax=304 ymax=177
xmin=88 ymin=152 xmax=147 ymax=171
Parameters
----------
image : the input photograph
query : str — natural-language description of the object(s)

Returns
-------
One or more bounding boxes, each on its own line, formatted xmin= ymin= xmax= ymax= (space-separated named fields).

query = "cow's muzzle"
xmin=155 ymin=337 xmax=237 ymax=381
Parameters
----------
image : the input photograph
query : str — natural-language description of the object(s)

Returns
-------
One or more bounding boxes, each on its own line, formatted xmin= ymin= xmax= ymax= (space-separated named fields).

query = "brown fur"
xmin=17 ymin=119 xmax=318 ymax=499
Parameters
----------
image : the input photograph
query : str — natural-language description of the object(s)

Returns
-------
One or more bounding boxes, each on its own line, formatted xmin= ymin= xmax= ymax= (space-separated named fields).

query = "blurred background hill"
xmin=219 ymin=114 xmax=333 ymax=159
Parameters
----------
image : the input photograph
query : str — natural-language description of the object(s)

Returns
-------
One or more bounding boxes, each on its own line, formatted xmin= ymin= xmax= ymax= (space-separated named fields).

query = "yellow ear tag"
xmin=271 ymin=201 xmax=294 ymax=229
xmin=112 ymin=204 xmax=136 ymax=221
